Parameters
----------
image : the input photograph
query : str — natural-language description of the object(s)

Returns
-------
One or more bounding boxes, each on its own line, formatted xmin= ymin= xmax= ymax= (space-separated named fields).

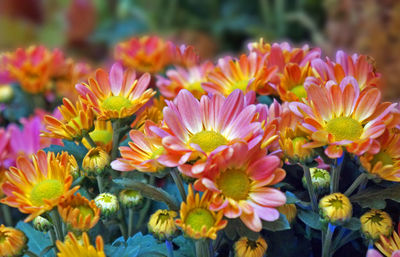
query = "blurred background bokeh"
xmin=0 ymin=0 xmax=398 ymax=99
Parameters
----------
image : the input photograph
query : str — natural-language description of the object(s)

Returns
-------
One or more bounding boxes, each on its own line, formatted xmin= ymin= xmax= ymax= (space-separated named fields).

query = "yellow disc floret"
xmin=290 ymin=85 xmax=307 ymax=99
xmin=30 ymin=179 xmax=64 ymax=206
xmin=101 ymin=96 xmax=133 ymax=111
xmin=189 ymin=131 xmax=228 ymax=153
xmin=217 ymin=169 xmax=250 ymax=201
xmin=326 ymin=117 xmax=363 ymax=141
xmin=185 ymin=208 xmax=216 ymax=232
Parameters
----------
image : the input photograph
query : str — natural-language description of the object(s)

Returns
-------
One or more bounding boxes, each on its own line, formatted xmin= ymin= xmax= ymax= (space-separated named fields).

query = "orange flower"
xmin=56 ymin=232 xmax=105 ymax=257
xmin=82 ymin=120 xmax=113 ymax=152
xmin=277 ymin=63 xmax=313 ymax=101
xmin=1 ymin=151 xmax=79 ymax=221
xmin=0 ymin=224 xmax=27 ymax=257
xmin=131 ymin=96 xmax=165 ymax=131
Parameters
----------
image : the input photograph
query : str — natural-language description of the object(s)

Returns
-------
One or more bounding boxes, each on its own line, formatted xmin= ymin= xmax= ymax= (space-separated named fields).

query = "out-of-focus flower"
xmin=361 ymin=209 xmax=393 ymax=240
xmin=360 ymin=130 xmax=400 ymax=182
xmin=148 ymin=209 xmax=178 ymax=241
xmin=82 ymin=147 xmax=110 ymax=176
xmin=170 ymin=44 xmax=199 ymax=68
xmin=58 ymin=193 xmax=100 ymax=232
xmin=76 ymin=63 xmax=155 ymax=120
xmin=56 ymin=232 xmax=105 ymax=257
xmin=119 ymin=189 xmax=143 ymax=209
xmin=277 ymin=204 xmax=297 ymax=223
xmin=234 ymin=236 xmax=268 ymax=257
xmin=111 ymin=121 xmax=165 ymax=173
xmin=203 ymin=53 xmax=277 ymax=96
xmin=374 ymin=223 xmax=400 ymax=257
xmin=289 ymin=77 xmax=395 ymax=158
xmin=319 ymin=193 xmax=352 ymax=223
xmin=151 ymin=89 xmax=263 ymax=178
xmin=175 ymin=185 xmax=227 ymax=240
xmin=195 ymin=142 xmax=286 ymax=232
xmin=0 ymin=84 xmax=13 ymax=103
xmin=32 ymin=216 xmax=52 ymax=232
xmin=94 ymin=193 xmax=119 ymax=218
xmin=0 ymin=224 xmax=27 ymax=257
xmin=302 ymin=168 xmax=331 ymax=194
xmin=0 ymin=151 xmax=79 ymax=221
xmin=82 ymin=120 xmax=113 ymax=152
xmin=42 ymin=98 xmax=95 ymax=141
xmin=114 ymin=36 xmax=173 ymax=73
xmin=277 ymin=63 xmax=313 ymax=101
xmin=131 ymin=97 xmax=165 ymax=131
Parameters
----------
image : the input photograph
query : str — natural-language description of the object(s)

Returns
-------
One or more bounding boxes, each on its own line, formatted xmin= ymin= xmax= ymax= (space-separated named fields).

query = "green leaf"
xmin=15 ymin=222 xmax=54 ymax=257
xmin=43 ymin=140 xmax=88 ymax=164
xmin=285 ymin=191 xmax=300 ymax=204
xmin=298 ymin=210 xmax=322 ymax=230
xmin=350 ymin=184 xmax=400 ymax=209
xmin=341 ymin=217 xmax=361 ymax=231
xmin=262 ymin=214 xmax=291 ymax=232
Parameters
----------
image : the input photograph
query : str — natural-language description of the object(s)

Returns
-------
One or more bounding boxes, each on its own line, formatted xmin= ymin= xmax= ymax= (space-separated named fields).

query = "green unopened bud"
xmin=32 ymin=216 xmax=52 ymax=232
xmin=119 ymin=189 xmax=143 ymax=209
xmin=302 ymin=168 xmax=330 ymax=194
xmin=94 ymin=193 xmax=119 ymax=218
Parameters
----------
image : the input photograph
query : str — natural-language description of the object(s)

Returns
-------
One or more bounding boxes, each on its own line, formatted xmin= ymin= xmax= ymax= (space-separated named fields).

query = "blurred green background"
xmin=0 ymin=0 xmax=399 ymax=99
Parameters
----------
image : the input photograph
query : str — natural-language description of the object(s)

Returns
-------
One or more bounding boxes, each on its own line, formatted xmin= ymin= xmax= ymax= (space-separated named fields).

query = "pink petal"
xmin=240 ymin=211 xmax=262 ymax=232
xmin=247 ymin=155 xmax=280 ymax=180
xmin=249 ymin=187 xmax=286 ymax=207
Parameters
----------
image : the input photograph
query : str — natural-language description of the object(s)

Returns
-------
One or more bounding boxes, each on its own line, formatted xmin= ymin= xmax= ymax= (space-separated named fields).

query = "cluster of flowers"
xmin=0 ymin=35 xmax=399 ymax=257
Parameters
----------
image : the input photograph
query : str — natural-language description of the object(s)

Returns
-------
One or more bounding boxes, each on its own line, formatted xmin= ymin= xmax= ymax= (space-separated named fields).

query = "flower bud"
xmin=302 ymin=168 xmax=330 ymax=194
xmin=119 ymin=189 xmax=143 ymax=209
xmin=277 ymin=204 xmax=297 ymax=224
xmin=148 ymin=209 xmax=178 ymax=241
xmin=82 ymin=147 xmax=110 ymax=176
xmin=94 ymin=193 xmax=119 ymax=218
xmin=360 ymin=209 xmax=393 ymax=240
xmin=319 ymin=193 xmax=352 ymax=223
xmin=234 ymin=236 xmax=268 ymax=257
xmin=0 ymin=224 xmax=28 ymax=257
xmin=32 ymin=216 xmax=52 ymax=232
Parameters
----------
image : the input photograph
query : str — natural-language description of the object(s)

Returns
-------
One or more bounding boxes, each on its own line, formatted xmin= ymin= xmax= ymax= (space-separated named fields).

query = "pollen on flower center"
xmin=189 ymin=131 xmax=228 ymax=153
xmin=290 ymin=85 xmax=307 ymax=99
xmin=187 ymin=81 xmax=203 ymax=92
xmin=371 ymin=151 xmax=393 ymax=166
xmin=89 ymin=130 xmax=112 ymax=145
xmin=150 ymin=146 xmax=165 ymax=159
xmin=77 ymin=205 xmax=94 ymax=219
xmin=216 ymin=169 xmax=250 ymax=201
xmin=30 ymin=179 xmax=64 ymax=206
xmin=326 ymin=117 xmax=363 ymax=141
xmin=185 ymin=208 xmax=215 ymax=232
xmin=232 ymin=80 xmax=249 ymax=92
xmin=101 ymin=96 xmax=132 ymax=111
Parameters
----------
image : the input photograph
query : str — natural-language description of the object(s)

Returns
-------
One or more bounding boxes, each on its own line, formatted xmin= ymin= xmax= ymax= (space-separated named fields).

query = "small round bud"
xmin=360 ymin=209 xmax=393 ymax=240
xmin=234 ymin=236 xmax=268 ymax=257
xmin=319 ymin=193 xmax=352 ymax=223
xmin=277 ymin=204 xmax=297 ymax=224
xmin=0 ymin=85 xmax=14 ymax=103
xmin=82 ymin=147 xmax=110 ymax=177
xmin=94 ymin=193 xmax=119 ymax=218
xmin=32 ymin=216 xmax=52 ymax=232
xmin=148 ymin=209 xmax=178 ymax=241
xmin=302 ymin=168 xmax=330 ymax=194
xmin=119 ymin=189 xmax=143 ymax=209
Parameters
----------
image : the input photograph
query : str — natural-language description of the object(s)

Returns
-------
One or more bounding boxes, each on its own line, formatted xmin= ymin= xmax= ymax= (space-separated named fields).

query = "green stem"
xmin=1 ymin=204 xmax=12 ymax=226
xmin=128 ymin=208 xmax=134 ymax=237
xmin=322 ymin=224 xmax=335 ymax=257
xmin=96 ymin=175 xmax=105 ymax=193
xmin=170 ymin=169 xmax=186 ymax=201
xmin=84 ymin=133 xmax=97 ymax=148
xmin=195 ymin=239 xmax=210 ymax=257
xmin=118 ymin=206 xmax=128 ymax=240
xmin=302 ymin=165 xmax=318 ymax=212
xmin=111 ymin=119 xmax=122 ymax=160
xmin=135 ymin=176 xmax=155 ymax=230
xmin=344 ymin=173 xmax=368 ymax=196
xmin=25 ymin=250 xmax=40 ymax=257
xmin=330 ymin=159 xmax=343 ymax=193
xmin=49 ymin=228 xmax=58 ymax=256
xmin=50 ymin=209 xmax=64 ymax=241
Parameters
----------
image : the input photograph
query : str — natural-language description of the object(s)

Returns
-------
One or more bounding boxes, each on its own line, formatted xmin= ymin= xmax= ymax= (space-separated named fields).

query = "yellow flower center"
xmin=231 ymin=80 xmax=249 ymax=92
xmin=150 ymin=146 xmax=165 ymax=159
xmin=30 ymin=179 xmax=64 ymax=206
xmin=371 ymin=151 xmax=393 ymax=166
xmin=290 ymin=85 xmax=307 ymax=99
xmin=101 ymin=96 xmax=132 ymax=111
xmin=185 ymin=208 xmax=215 ymax=232
xmin=216 ymin=169 xmax=250 ymax=201
xmin=67 ymin=117 xmax=82 ymax=131
xmin=328 ymin=198 xmax=344 ymax=210
xmin=189 ymin=131 xmax=228 ymax=153
xmin=292 ymin=136 xmax=307 ymax=147
xmin=77 ymin=205 xmax=94 ymax=219
xmin=187 ymin=81 xmax=203 ymax=92
xmin=89 ymin=130 xmax=112 ymax=145
xmin=326 ymin=117 xmax=363 ymax=141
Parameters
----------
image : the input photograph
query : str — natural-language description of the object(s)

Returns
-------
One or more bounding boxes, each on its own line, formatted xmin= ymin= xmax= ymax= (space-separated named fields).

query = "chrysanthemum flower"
xmin=234 ymin=236 xmax=268 ymax=257
xmin=114 ymin=36 xmax=173 ymax=73
xmin=361 ymin=209 xmax=393 ymax=240
xmin=202 ymin=53 xmax=277 ymax=96
xmin=289 ymin=76 xmax=396 ymax=158
xmin=175 ymin=185 xmax=227 ymax=240
xmin=156 ymin=61 xmax=214 ymax=99
xmin=94 ymin=193 xmax=119 ymax=218
xmin=319 ymin=193 xmax=352 ymax=223
xmin=150 ymin=89 xmax=264 ymax=177
xmin=254 ymin=101 xmax=281 ymax=151
xmin=76 ymin=63 xmax=155 ymax=120
xmin=170 ymin=44 xmax=199 ymax=68
xmin=131 ymin=96 xmax=165 ymax=131
xmin=277 ymin=63 xmax=313 ymax=101
xmin=0 ymin=224 xmax=27 ymax=257
xmin=0 ymin=150 xmax=79 ymax=221
xmin=82 ymin=120 xmax=113 ymax=152
xmin=278 ymin=203 xmax=297 ymax=224
xmin=148 ymin=209 xmax=178 ymax=240
xmin=360 ymin=130 xmax=400 ymax=182
xmin=374 ymin=223 xmax=400 ymax=257
xmin=42 ymin=98 xmax=95 ymax=141
xmin=58 ymin=193 xmax=100 ymax=231
xmin=111 ymin=121 xmax=165 ymax=173
xmin=82 ymin=147 xmax=110 ymax=176
xmin=56 ymin=232 xmax=105 ymax=257
xmin=195 ymin=142 xmax=286 ymax=232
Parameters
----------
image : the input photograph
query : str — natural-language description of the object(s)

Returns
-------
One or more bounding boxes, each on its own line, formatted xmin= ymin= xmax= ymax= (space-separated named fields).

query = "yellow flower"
xmin=375 ymin=223 xmax=400 ymax=257
xmin=234 ymin=236 xmax=268 ymax=257
xmin=279 ymin=126 xmax=315 ymax=164
xmin=82 ymin=120 xmax=113 ymax=152
xmin=277 ymin=204 xmax=297 ymax=223
xmin=0 ymin=225 xmax=27 ymax=257
xmin=58 ymin=193 xmax=101 ymax=232
xmin=82 ymin=147 xmax=110 ymax=176
xmin=175 ymin=185 xmax=227 ymax=240
xmin=0 ymin=85 xmax=14 ymax=103
xmin=361 ymin=209 xmax=393 ymax=240
xmin=131 ymin=96 xmax=165 ymax=131
xmin=319 ymin=193 xmax=352 ymax=223
xmin=56 ymin=232 xmax=105 ymax=257
xmin=43 ymin=98 xmax=95 ymax=141
xmin=0 ymin=151 xmax=79 ymax=222
xmin=148 ymin=209 xmax=179 ymax=240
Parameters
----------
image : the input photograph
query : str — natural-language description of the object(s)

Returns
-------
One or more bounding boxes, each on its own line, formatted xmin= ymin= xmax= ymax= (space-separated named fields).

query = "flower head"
xmin=58 ymin=193 xmax=100 ymax=231
xmin=1 ymin=151 xmax=79 ymax=221
xmin=82 ymin=147 xmax=110 ymax=176
xmin=277 ymin=203 xmax=297 ymax=223
xmin=56 ymin=232 xmax=105 ymax=257
xmin=319 ymin=193 xmax=352 ymax=223
xmin=175 ymin=185 xmax=227 ymax=239
xmin=195 ymin=142 xmax=286 ymax=232
xmin=0 ymin=225 xmax=27 ymax=257
xmin=119 ymin=189 xmax=143 ymax=209
xmin=82 ymin=120 xmax=113 ymax=152
xmin=234 ymin=236 xmax=268 ymax=257
xmin=76 ymin=63 xmax=155 ymax=120
xmin=302 ymin=168 xmax=331 ymax=194
xmin=131 ymin=96 xmax=165 ymax=131
xmin=94 ymin=193 xmax=119 ymax=218
xmin=361 ymin=209 xmax=393 ymax=240
xmin=277 ymin=63 xmax=313 ymax=101
xmin=148 ymin=209 xmax=179 ymax=240
xmin=375 ymin=223 xmax=400 ymax=257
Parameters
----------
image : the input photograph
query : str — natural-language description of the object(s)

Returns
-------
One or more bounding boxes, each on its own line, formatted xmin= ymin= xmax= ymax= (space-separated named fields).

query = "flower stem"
xmin=83 ymin=133 xmax=97 ymax=148
xmin=322 ymin=223 xmax=336 ymax=257
xmin=118 ymin=206 xmax=128 ymax=240
xmin=302 ymin=165 xmax=318 ymax=212
xmin=50 ymin=209 xmax=64 ymax=241
xmin=166 ymin=240 xmax=175 ymax=257
xmin=135 ymin=176 xmax=155 ymax=231
xmin=170 ymin=168 xmax=186 ymax=201
xmin=195 ymin=239 xmax=211 ymax=257
xmin=96 ymin=175 xmax=104 ymax=193
xmin=111 ymin=119 xmax=122 ymax=160
xmin=344 ymin=173 xmax=368 ymax=196
xmin=1 ymin=203 xmax=12 ymax=226
xmin=49 ymin=228 xmax=58 ymax=256
xmin=128 ymin=209 xmax=134 ymax=237
xmin=330 ymin=157 xmax=343 ymax=193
